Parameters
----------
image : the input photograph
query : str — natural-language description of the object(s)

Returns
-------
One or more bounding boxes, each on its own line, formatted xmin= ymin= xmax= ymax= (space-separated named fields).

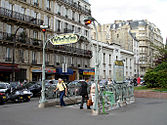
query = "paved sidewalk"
xmin=0 ymin=98 xmax=167 ymax=125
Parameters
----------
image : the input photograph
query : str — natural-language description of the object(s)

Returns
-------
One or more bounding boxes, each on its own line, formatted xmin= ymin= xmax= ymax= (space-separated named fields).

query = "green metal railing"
xmin=44 ymin=82 xmax=134 ymax=113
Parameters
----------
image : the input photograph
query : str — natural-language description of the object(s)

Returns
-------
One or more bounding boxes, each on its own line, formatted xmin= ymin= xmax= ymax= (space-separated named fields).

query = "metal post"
xmin=39 ymin=31 xmax=47 ymax=107
xmin=12 ymin=27 xmax=21 ymax=81
xmin=92 ymin=21 xmax=100 ymax=115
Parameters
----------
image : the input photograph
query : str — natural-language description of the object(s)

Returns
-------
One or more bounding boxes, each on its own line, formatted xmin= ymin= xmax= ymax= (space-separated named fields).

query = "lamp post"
xmin=39 ymin=24 xmax=48 ymax=108
xmin=84 ymin=17 xmax=101 ymax=115
xmin=12 ymin=18 xmax=37 ymax=81
xmin=12 ymin=27 xmax=21 ymax=81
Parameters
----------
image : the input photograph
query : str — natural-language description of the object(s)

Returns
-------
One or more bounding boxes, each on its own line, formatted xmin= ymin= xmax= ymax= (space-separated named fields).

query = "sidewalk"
xmin=41 ymin=96 xmax=82 ymax=107
xmin=134 ymin=90 xmax=167 ymax=99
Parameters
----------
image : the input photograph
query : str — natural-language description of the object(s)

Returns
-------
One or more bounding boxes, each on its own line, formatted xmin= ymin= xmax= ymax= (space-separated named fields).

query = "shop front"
xmin=55 ymin=68 xmax=73 ymax=82
xmin=31 ymin=67 xmax=56 ymax=81
xmin=79 ymin=68 xmax=95 ymax=80
xmin=0 ymin=63 xmax=19 ymax=82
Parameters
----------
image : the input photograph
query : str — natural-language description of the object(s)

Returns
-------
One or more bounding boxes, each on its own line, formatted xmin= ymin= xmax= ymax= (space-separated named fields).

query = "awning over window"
xmin=56 ymin=68 xmax=73 ymax=75
xmin=32 ymin=68 xmax=56 ymax=73
xmin=79 ymin=68 xmax=95 ymax=75
xmin=0 ymin=63 xmax=19 ymax=72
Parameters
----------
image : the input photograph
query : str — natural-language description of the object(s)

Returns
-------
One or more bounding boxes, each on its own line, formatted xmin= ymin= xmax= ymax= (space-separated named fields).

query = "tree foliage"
xmin=144 ymin=62 xmax=167 ymax=88
xmin=153 ymin=43 xmax=167 ymax=66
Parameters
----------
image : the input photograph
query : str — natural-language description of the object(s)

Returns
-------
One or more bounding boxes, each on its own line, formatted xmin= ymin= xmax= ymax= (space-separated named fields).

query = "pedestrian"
xmin=90 ymin=80 xmax=100 ymax=109
xmin=79 ymin=79 xmax=91 ymax=109
xmin=54 ymin=78 xmax=67 ymax=107
xmin=137 ymin=77 xmax=141 ymax=85
xmin=108 ymin=78 xmax=112 ymax=85
xmin=133 ymin=77 xmax=137 ymax=86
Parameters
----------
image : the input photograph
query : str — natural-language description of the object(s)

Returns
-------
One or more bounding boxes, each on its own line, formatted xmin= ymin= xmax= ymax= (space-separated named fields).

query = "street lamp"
xmin=38 ymin=24 xmax=49 ymax=108
xmin=12 ymin=18 xmax=37 ymax=81
xmin=84 ymin=16 xmax=101 ymax=115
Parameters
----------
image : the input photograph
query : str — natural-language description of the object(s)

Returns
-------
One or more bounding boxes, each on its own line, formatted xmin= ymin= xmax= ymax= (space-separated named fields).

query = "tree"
xmin=144 ymin=62 xmax=167 ymax=88
xmin=153 ymin=42 xmax=167 ymax=66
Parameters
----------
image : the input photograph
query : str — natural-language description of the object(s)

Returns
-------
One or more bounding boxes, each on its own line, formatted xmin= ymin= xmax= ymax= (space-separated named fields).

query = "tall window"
xmin=72 ymin=25 xmax=74 ymax=32
xmin=6 ymin=48 xmax=11 ymax=58
xmin=33 ymin=31 xmax=38 ymax=39
xmin=109 ymin=54 xmax=111 ymax=64
xmin=78 ymin=27 xmax=81 ymax=33
xmin=72 ymin=11 xmax=75 ymax=20
xmin=65 ymin=8 xmax=68 ymax=17
xmin=103 ymin=53 xmax=105 ymax=63
xmin=78 ymin=14 xmax=81 ymax=23
xmin=32 ymin=51 xmax=36 ymax=62
xmin=85 ymin=30 xmax=88 ymax=36
xmin=103 ymin=70 xmax=106 ymax=78
xmin=65 ymin=23 xmax=68 ymax=29
xmin=19 ymin=49 xmax=24 ymax=62
xmin=46 ymin=16 xmax=50 ymax=26
xmin=46 ymin=0 xmax=51 ymax=10
xmin=33 ymin=0 xmax=38 ymax=6
xmin=6 ymin=24 xmax=12 ymax=34
xmin=57 ymin=20 xmax=61 ymax=31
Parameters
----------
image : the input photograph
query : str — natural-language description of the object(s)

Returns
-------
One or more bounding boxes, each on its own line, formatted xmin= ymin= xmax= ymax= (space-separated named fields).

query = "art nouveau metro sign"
xmin=49 ymin=33 xmax=79 ymax=45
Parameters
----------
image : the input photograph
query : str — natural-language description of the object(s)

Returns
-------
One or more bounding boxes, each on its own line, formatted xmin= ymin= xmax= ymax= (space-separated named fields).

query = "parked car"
xmin=23 ymin=82 xmax=41 ymax=97
xmin=6 ymin=84 xmax=33 ymax=102
xmin=0 ymin=82 xmax=10 ymax=93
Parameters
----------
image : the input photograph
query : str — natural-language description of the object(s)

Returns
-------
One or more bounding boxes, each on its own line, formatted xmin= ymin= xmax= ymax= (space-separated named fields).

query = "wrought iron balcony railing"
xmin=64 ymin=28 xmax=74 ymax=33
xmin=59 ymin=0 xmax=91 ymax=15
xmin=0 ymin=31 xmax=43 ymax=46
xmin=0 ymin=7 xmax=43 ymax=26
xmin=0 ymin=31 xmax=92 ymax=58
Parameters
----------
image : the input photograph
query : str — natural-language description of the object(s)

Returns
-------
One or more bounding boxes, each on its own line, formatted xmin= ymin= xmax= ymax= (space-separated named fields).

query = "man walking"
xmin=79 ymin=79 xmax=91 ymax=109
xmin=54 ymin=78 xmax=67 ymax=107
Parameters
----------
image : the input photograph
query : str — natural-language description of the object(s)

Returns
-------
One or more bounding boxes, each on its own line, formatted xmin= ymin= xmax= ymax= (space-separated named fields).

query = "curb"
xmin=134 ymin=90 xmax=167 ymax=99
xmin=38 ymin=96 xmax=82 ymax=108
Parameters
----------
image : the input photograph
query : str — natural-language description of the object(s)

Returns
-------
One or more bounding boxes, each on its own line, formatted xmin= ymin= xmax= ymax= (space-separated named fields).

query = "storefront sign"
xmin=50 ymin=33 xmax=79 ymax=45
xmin=32 ymin=68 xmax=56 ymax=73
xmin=83 ymin=72 xmax=95 ymax=75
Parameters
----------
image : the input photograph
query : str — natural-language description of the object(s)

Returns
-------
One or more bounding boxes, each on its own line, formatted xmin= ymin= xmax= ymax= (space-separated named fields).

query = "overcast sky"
xmin=89 ymin=0 xmax=167 ymax=44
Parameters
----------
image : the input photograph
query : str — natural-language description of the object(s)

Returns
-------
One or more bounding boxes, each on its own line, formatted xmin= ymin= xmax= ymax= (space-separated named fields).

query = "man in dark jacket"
xmin=79 ymin=80 xmax=91 ymax=109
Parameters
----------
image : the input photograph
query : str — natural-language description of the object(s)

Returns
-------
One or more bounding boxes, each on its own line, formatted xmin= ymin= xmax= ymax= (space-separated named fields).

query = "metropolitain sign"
xmin=49 ymin=33 xmax=79 ymax=45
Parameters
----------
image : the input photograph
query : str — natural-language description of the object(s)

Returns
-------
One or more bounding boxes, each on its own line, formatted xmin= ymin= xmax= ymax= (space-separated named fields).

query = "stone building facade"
xmin=90 ymin=40 xmax=134 ymax=80
xmin=91 ymin=19 xmax=163 ymax=77
xmin=0 ymin=0 xmax=92 ymax=82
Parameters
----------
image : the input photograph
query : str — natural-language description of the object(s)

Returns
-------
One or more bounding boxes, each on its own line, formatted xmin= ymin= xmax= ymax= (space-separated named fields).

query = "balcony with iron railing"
xmin=54 ymin=45 xmax=92 ymax=58
xmin=0 ymin=7 xmax=43 ymax=27
xmin=0 ymin=31 xmax=92 ymax=58
xmin=64 ymin=28 xmax=74 ymax=33
xmin=0 ymin=31 xmax=43 ymax=46
xmin=59 ymin=0 xmax=91 ymax=15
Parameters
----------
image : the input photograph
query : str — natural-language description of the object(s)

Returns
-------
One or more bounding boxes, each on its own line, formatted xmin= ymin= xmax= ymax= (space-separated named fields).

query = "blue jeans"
xmin=60 ymin=91 xmax=66 ymax=106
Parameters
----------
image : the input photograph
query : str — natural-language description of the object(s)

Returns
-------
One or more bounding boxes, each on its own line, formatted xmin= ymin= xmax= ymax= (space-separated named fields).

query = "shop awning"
xmin=0 ymin=64 xmax=19 ymax=72
xmin=32 ymin=68 xmax=56 ymax=73
xmin=56 ymin=68 xmax=73 ymax=75
xmin=79 ymin=68 xmax=95 ymax=75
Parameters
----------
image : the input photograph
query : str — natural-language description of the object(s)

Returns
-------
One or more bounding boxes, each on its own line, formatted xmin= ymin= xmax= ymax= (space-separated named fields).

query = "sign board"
xmin=49 ymin=33 xmax=79 ymax=45
xmin=113 ymin=60 xmax=124 ymax=83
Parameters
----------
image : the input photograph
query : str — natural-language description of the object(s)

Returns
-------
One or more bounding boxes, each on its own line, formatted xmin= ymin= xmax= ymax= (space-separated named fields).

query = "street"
xmin=0 ymin=98 xmax=167 ymax=125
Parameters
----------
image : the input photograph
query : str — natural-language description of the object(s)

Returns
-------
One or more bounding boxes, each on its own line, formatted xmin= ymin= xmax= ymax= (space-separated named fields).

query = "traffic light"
xmin=84 ymin=19 xmax=92 ymax=25
xmin=40 ymin=25 xmax=49 ymax=33
xmin=42 ymin=28 xmax=46 ymax=33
